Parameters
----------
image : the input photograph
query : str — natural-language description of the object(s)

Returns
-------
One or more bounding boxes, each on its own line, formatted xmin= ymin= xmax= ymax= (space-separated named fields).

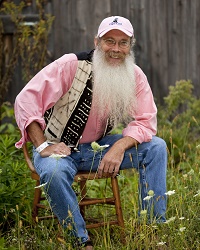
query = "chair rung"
xmin=36 ymin=204 xmax=49 ymax=209
xmin=79 ymin=197 xmax=115 ymax=206
xmin=86 ymin=220 xmax=118 ymax=229
xmin=34 ymin=215 xmax=57 ymax=220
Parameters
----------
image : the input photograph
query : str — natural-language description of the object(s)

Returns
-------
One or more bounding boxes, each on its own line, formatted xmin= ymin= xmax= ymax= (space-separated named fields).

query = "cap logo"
xmin=109 ymin=18 xmax=122 ymax=26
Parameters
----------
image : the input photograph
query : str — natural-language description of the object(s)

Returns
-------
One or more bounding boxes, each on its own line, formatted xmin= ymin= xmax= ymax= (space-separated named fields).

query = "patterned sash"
xmin=44 ymin=60 xmax=92 ymax=147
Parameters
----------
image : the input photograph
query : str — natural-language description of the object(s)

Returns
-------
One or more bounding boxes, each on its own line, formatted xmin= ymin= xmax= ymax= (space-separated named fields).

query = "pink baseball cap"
xmin=97 ymin=16 xmax=134 ymax=38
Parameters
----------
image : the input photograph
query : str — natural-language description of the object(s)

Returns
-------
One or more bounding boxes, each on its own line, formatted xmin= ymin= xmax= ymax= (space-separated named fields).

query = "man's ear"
xmin=94 ymin=37 xmax=98 ymax=48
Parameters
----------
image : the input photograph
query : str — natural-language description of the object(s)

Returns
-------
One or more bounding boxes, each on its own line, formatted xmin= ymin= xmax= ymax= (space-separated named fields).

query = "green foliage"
xmin=1 ymin=80 xmax=200 ymax=248
xmin=0 ymin=103 xmax=34 ymax=230
xmin=0 ymin=102 xmax=16 ymax=134
xmin=163 ymin=79 xmax=194 ymax=117
xmin=157 ymin=80 xmax=200 ymax=166
xmin=0 ymin=237 xmax=16 ymax=250
xmin=0 ymin=133 xmax=34 ymax=230
xmin=0 ymin=1 xmax=54 ymax=105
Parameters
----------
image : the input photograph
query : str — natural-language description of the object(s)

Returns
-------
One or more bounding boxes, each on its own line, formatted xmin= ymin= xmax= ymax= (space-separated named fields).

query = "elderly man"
xmin=15 ymin=16 xmax=167 ymax=249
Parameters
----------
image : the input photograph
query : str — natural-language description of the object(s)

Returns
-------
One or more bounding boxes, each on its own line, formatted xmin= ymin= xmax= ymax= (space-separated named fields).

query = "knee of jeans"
xmin=153 ymin=137 xmax=167 ymax=152
xmin=41 ymin=159 xmax=76 ymax=184
xmin=151 ymin=138 xmax=168 ymax=166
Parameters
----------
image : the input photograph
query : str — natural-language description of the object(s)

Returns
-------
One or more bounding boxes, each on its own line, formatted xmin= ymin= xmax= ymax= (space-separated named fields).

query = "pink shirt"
xmin=14 ymin=53 xmax=157 ymax=148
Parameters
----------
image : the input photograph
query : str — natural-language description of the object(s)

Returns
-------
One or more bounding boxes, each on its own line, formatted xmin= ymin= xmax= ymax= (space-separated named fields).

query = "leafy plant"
xmin=0 ymin=133 xmax=34 ymax=231
xmin=0 ymin=237 xmax=16 ymax=250
xmin=1 ymin=79 xmax=200 ymax=249
xmin=0 ymin=1 xmax=54 ymax=105
xmin=0 ymin=102 xmax=16 ymax=133
xmin=157 ymin=80 xmax=200 ymax=166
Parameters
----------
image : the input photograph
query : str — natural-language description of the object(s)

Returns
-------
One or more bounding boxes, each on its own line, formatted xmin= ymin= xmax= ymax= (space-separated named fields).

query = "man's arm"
xmin=98 ymin=136 xmax=138 ymax=177
xmin=27 ymin=121 xmax=71 ymax=157
xmin=14 ymin=54 xmax=78 ymax=149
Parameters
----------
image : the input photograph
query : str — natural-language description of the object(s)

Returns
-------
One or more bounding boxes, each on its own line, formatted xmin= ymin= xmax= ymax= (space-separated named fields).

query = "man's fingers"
xmin=40 ymin=143 xmax=71 ymax=157
xmin=112 ymin=166 xmax=120 ymax=177
xmin=98 ymin=161 xmax=120 ymax=178
xmin=98 ymin=161 xmax=107 ymax=177
xmin=97 ymin=168 xmax=103 ymax=178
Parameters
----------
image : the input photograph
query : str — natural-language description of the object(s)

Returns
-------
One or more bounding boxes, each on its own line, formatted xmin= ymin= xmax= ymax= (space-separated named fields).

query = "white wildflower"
xmin=143 ymin=190 xmax=154 ymax=200
xmin=91 ymin=142 xmax=109 ymax=152
xmin=143 ymin=195 xmax=153 ymax=201
xmin=187 ymin=169 xmax=194 ymax=175
xmin=165 ymin=190 xmax=175 ymax=196
xmin=49 ymin=154 xmax=67 ymax=159
xmin=99 ymin=144 xmax=109 ymax=150
xmin=35 ymin=182 xmax=47 ymax=189
xmin=193 ymin=190 xmax=200 ymax=197
xmin=165 ymin=216 xmax=176 ymax=224
xmin=157 ymin=242 xmax=166 ymax=246
xmin=179 ymin=227 xmax=186 ymax=232
xmin=179 ymin=217 xmax=185 ymax=220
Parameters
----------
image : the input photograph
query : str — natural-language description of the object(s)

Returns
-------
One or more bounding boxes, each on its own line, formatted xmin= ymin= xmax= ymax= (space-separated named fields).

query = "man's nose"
xmin=112 ymin=42 xmax=120 ymax=51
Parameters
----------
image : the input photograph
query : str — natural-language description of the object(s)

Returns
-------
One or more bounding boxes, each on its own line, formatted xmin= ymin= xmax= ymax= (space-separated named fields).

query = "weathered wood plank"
xmin=2 ymin=0 xmax=200 ymax=104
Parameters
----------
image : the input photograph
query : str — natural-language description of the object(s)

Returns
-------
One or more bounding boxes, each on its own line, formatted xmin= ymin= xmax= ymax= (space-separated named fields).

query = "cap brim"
xmin=99 ymin=27 xmax=133 ymax=37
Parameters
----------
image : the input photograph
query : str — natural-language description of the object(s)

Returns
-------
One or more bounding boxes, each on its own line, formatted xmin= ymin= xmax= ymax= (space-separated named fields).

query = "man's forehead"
xmin=102 ymin=29 xmax=130 ymax=40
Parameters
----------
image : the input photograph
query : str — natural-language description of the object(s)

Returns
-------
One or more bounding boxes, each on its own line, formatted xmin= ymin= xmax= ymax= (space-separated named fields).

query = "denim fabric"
xmin=33 ymin=135 xmax=167 ymax=244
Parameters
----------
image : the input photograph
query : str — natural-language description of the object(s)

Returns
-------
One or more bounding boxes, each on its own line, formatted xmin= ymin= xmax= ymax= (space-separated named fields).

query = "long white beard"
xmin=92 ymin=48 xmax=137 ymax=127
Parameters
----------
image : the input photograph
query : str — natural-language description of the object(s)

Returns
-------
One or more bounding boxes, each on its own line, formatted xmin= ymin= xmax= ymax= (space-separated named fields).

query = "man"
xmin=15 ymin=16 xmax=167 ymax=249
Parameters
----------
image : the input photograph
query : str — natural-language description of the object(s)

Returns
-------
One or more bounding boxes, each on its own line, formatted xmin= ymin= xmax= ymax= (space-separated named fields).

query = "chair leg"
xmin=32 ymin=180 xmax=42 ymax=221
xmin=111 ymin=177 xmax=124 ymax=228
xmin=111 ymin=177 xmax=126 ymax=244
xmin=79 ymin=180 xmax=87 ymax=218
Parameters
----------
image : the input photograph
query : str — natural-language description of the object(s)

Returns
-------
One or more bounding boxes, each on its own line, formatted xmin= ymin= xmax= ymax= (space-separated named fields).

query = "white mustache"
xmin=109 ymin=51 xmax=125 ymax=59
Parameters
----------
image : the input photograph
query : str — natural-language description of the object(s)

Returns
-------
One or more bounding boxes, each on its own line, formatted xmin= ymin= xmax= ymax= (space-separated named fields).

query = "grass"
xmin=1 ymin=157 xmax=200 ymax=250
xmin=1 ymin=80 xmax=200 ymax=249
xmin=1 ymin=132 xmax=200 ymax=249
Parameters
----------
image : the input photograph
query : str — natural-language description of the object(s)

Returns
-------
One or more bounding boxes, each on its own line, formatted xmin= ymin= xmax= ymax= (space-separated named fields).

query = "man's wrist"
xmin=117 ymin=137 xmax=138 ymax=151
xmin=36 ymin=141 xmax=49 ymax=153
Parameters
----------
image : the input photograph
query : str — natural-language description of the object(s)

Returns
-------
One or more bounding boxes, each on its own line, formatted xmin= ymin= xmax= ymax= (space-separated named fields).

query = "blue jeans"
xmin=33 ymin=135 xmax=167 ymax=244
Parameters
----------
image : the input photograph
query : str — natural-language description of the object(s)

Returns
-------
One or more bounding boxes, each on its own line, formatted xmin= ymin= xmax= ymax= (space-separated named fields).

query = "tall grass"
xmin=1 ymin=80 xmax=200 ymax=249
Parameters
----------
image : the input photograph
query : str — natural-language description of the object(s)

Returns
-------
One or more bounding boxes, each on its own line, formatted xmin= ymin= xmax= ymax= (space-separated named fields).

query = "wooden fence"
xmin=1 ymin=0 xmax=200 ymax=104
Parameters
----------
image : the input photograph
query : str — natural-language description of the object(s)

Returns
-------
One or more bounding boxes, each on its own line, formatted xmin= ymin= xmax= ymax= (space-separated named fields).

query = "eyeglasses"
xmin=102 ymin=38 xmax=131 ymax=49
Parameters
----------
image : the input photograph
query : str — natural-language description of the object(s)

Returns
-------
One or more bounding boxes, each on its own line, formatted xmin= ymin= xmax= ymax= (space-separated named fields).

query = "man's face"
xmin=95 ymin=29 xmax=131 ymax=65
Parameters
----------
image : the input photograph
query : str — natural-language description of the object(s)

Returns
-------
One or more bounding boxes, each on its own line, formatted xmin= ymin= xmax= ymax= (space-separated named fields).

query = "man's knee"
xmin=152 ymin=136 xmax=167 ymax=152
xmin=38 ymin=158 xmax=76 ymax=183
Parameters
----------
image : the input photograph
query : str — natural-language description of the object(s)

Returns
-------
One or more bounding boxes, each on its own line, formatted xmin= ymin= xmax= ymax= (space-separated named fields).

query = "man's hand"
xmin=98 ymin=144 xmax=125 ymax=177
xmin=40 ymin=142 xmax=71 ymax=157
xmin=26 ymin=122 xmax=71 ymax=157
xmin=98 ymin=136 xmax=138 ymax=178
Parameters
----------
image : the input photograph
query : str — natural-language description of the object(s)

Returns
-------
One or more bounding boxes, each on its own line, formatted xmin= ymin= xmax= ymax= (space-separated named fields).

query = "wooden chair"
xmin=22 ymin=143 xmax=125 ymax=230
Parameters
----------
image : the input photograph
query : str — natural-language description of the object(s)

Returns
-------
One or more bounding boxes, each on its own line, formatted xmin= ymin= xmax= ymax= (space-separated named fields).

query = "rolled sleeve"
xmin=14 ymin=53 xmax=78 ymax=148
